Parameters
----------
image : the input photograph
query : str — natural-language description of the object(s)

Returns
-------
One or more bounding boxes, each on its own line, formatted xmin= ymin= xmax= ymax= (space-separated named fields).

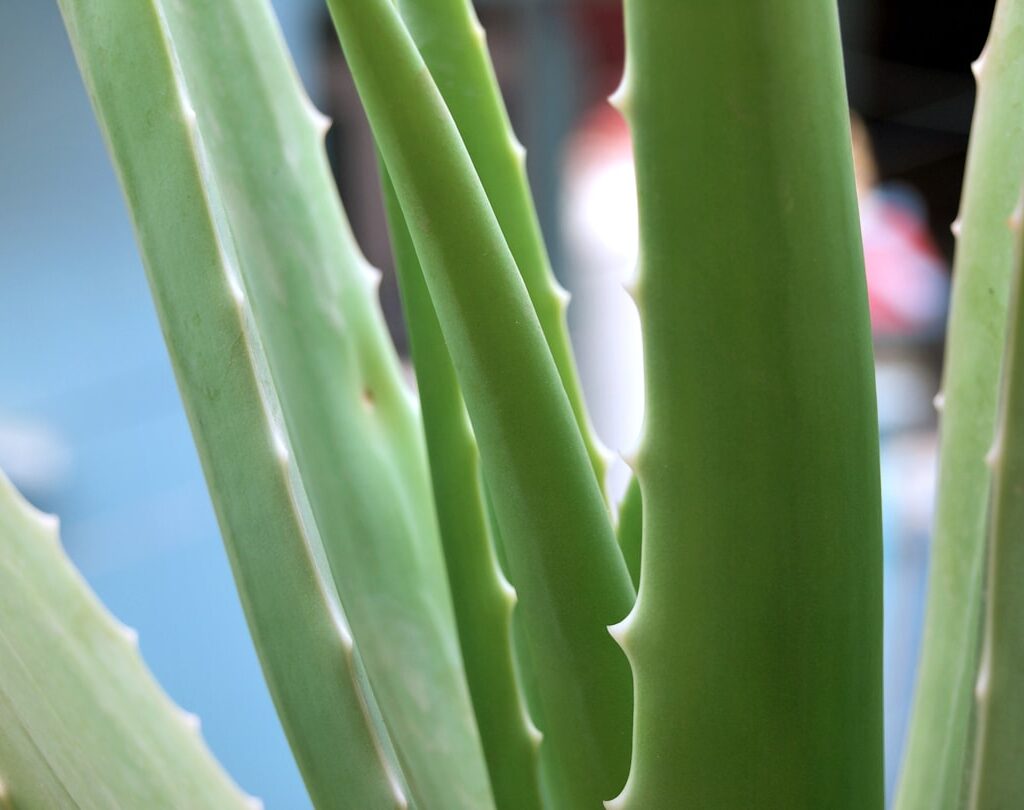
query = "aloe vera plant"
xmin=2 ymin=0 xmax=1023 ymax=807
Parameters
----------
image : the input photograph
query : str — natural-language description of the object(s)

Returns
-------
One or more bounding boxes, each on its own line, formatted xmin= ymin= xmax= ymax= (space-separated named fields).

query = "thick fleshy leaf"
xmin=59 ymin=0 xmax=491 ymax=807
xmin=323 ymin=1 xmax=636 ymax=805
xmin=611 ymin=2 xmax=883 ymax=807
xmin=0 ymin=471 xmax=255 ymax=810
xmin=897 ymin=2 xmax=1024 ymax=806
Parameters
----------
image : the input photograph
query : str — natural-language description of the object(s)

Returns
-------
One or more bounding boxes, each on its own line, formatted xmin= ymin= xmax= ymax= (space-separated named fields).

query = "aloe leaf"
xmin=380 ymin=169 xmax=545 ymax=810
xmin=152 ymin=4 xmax=495 ymax=808
xmin=60 ymin=1 xmax=492 ymax=807
xmin=0 ymin=470 xmax=256 ymax=809
xmin=896 ymin=2 xmax=1024 ymax=806
xmin=611 ymin=2 xmax=883 ymax=807
xmin=616 ymin=476 xmax=643 ymax=590
xmin=390 ymin=0 xmax=608 ymax=493
xmin=323 ymin=1 xmax=636 ymax=805
xmin=58 ymin=2 xmax=413 ymax=807
xmin=967 ymin=204 xmax=1024 ymax=810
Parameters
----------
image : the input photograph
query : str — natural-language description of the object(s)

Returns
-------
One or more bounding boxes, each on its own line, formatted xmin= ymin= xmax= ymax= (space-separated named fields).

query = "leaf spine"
xmin=470 ymin=14 xmax=487 ymax=46
xmin=553 ymin=283 xmax=571 ymax=309
xmin=525 ymin=712 xmax=543 ymax=748
xmin=117 ymin=622 xmax=139 ymax=647
xmin=975 ymin=656 xmax=991 ymax=703
xmin=179 ymin=709 xmax=201 ymax=733
xmin=271 ymin=424 xmax=290 ymax=464
xmin=1011 ymin=200 xmax=1024 ymax=234
xmin=498 ymin=574 xmax=517 ymax=609
xmin=609 ymin=68 xmax=633 ymax=119
xmin=607 ymin=606 xmax=637 ymax=653
xmin=302 ymin=95 xmax=332 ymax=140
xmin=227 ymin=272 xmax=246 ymax=307
xmin=986 ymin=440 xmax=1002 ymax=471
xmin=972 ymin=48 xmax=988 ymax=81
xmin=364 ymin=264 xmax=384 ymax=292
xmin=510 ymin=136 xmax=527 ymax=169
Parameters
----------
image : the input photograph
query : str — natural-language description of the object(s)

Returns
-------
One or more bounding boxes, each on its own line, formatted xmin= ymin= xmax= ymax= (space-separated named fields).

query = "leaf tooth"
xmin=972 ymin=45 xmax=989 ymax=82
xmin=117 ymin=621 xmax=140 ymax=648
xmin=363 ymin=263 xmax=384 ymax=293
xmin=179 ymin=708 xmax=202 ymax=734
xmin=620 ymin=449 xmax=640 ymax=476
xmin=227 ymin=271 xmax=246 ymax=307
xmin=326 ymin=597 xmax=355 ymax=653
xmin=388 ymin=770 xmax=409 ymax=809
xmin=498 ymin=573 xmax=518 ymax=611
xmin=270 ymin=424 xmax=290 ymax=464
xmin=301 ymin=94 xmax=332 ymax=140
xmin=509 ymin=136 xmax=527 ymax=171
xmin=975 ymin=654 xmax=992 ymax=704
xmin=604 ymin=771 xmax=637 ymax=810
xmin=524 ymin=711 xmax=543 ymax=750
xmin=1011 ymin=199 xmax=1024 ymax=234
xmin=552 ymin=282 xmax=571 ymax=311
xmin=621 ymin=271 xmax=642 ymax=309
xmin=609 ymin=68 xmax=633 ymax=121
xmin=470 ymin=13 xmax=487 ymax=46
xmin=607 ymin=602 xmax=639 ymax=657
xmin=985 ymin=437 xmax=1003 ymax=471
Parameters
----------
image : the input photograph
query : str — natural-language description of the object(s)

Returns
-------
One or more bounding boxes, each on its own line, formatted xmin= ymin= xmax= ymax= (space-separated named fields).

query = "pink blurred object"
xmin=860 ymin=189 xmax=948 ymax=338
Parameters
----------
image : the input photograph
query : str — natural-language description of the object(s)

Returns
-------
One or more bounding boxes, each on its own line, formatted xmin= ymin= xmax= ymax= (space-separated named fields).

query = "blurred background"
xmin=0 ymin=0 xmax=993 ymax=806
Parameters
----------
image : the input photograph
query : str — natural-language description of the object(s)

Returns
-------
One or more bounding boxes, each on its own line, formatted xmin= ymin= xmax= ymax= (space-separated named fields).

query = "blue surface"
xmin=0 ymin=2 xmax=321 ymax=806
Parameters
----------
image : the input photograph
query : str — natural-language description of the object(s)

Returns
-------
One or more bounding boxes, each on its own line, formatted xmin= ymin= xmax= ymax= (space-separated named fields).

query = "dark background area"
xmin=844 ymin=0 xmax=994 ymax=258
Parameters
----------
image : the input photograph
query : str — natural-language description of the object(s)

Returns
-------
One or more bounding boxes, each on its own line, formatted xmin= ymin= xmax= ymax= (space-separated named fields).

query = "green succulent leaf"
xmin=323 ymin=0 xmax=636 ymax=805
xmin=0 ymin=471 xmax=255 ymax=810
xmin=59 ymin=0 xmax=492 ymax=807
xmin=612 ymin=1 xmax=883 ymax=807
xmin=391 ymin=0 xmax=608 ymax=495
xmin=381 ymin=168 xmax=545 ymax=810
xmin=897 ymin=2 xmax=1024 ymax=807
xmin=968 ymin=200 xmax=1024 ymax=810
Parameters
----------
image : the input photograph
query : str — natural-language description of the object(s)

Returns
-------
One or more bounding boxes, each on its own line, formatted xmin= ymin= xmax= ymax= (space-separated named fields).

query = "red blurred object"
xmin=860 ymin=189 xmax=948 ymax=337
